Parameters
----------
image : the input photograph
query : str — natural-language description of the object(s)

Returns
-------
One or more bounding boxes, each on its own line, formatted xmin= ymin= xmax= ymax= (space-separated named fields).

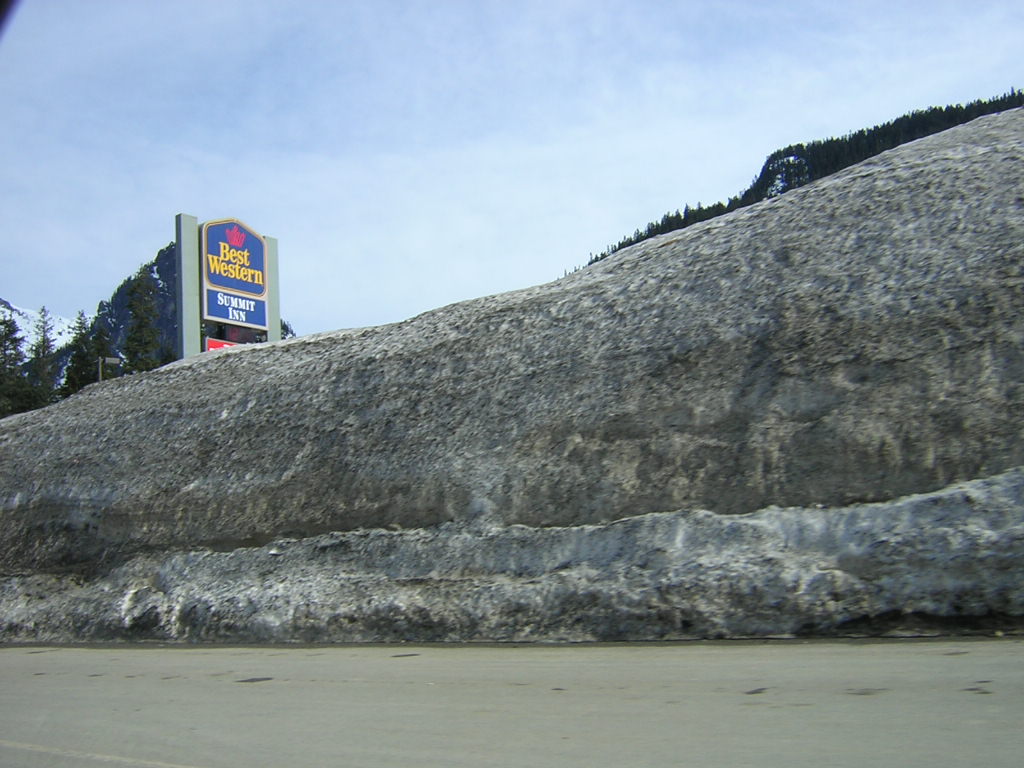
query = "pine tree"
xmin=124 ymin=266 xmax=160 ymax=374
xmin=0 ymin=309 xmax=23 ymax=371
xmin=0 ymin=308 xmax=33 ymax=418
xmin=61 ymin=310 xmax=98 ymax=397
xmin=27 ymin=306 xmax=58 ymax=407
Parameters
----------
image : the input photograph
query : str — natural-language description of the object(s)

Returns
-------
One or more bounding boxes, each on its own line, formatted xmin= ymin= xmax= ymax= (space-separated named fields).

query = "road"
xmin=1 ymin=639 xmax=1020 ymax=767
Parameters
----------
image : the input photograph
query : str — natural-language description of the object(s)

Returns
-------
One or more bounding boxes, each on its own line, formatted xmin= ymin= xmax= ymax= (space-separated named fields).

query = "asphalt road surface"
xmin=1 ymin=639 xmax=1020 ymax=767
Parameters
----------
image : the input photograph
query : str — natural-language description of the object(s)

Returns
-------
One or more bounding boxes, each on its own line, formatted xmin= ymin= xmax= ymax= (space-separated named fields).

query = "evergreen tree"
xmin=123 ymin=266 xmax=160 ymax=373
xmin=0 ymin=308 xmax=33 ymax=418
xmin=27 ymin=306 xmax=58 ymax=407
xmin=61 ymin=310 xmax=98 ymax=397
xmin=0 ymin=309 xmax=23 ymax=371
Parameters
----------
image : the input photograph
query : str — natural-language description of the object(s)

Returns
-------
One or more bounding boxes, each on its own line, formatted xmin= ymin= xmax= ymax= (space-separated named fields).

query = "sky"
xmin=0 ymin=0 xmax=1021 ymax=336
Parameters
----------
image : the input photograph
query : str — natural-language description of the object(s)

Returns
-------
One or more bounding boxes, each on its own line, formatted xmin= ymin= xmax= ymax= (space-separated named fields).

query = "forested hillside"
xmin=0 ymin=246 xmax=178 ymax=418
xmin=589 ymin=89 xmax=1024 ymax=263
xmin=1 ymin=243 xmax=295 ymax=418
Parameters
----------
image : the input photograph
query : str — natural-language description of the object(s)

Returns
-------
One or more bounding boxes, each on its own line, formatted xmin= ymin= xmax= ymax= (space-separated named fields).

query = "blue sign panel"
xmin=205 ymin=290 xmax=268 ymax=328
xmin=201 ymin=218 xmax=270 ymax=331
xmin=203 ymin=219 xmax=267 ymax=297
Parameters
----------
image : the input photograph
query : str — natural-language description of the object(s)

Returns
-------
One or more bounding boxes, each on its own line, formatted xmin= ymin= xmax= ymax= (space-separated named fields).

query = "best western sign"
xmin=201 ymin=218 xmax=269 ymax=330
xmin=174 ymin=213 xmax=280 ymax=358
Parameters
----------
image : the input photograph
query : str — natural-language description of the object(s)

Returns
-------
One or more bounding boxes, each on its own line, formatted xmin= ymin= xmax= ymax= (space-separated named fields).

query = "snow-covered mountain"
xmin=0 ymin=298 xmax=80 ymax=350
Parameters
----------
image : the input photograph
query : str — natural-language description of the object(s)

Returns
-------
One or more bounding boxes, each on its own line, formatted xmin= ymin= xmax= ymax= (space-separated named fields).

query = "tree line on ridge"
xmin=587 ymin=89 xmax=1024 ymax=265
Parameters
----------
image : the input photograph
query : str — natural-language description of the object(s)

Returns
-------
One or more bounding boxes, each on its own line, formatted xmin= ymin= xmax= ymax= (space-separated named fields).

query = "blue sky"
xmin=1 ymin=0 xmax=1021 ymax=335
